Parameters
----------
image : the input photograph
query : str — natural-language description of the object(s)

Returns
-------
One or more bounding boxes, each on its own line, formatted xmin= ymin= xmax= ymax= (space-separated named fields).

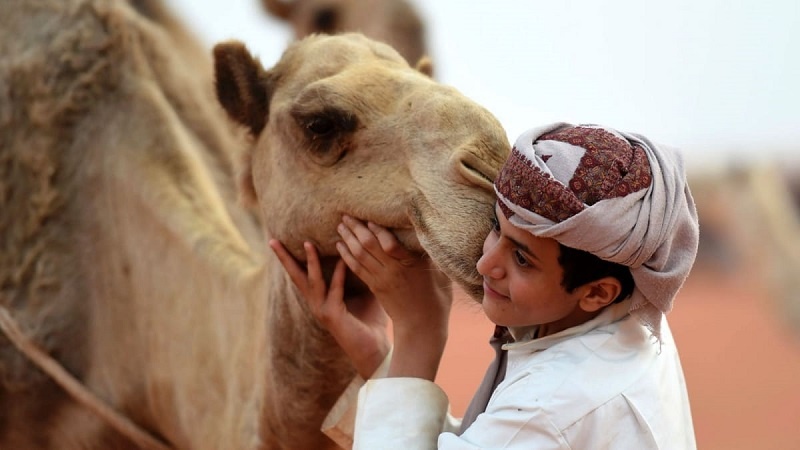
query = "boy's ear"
xmin=578 ymin=277 xmax=622 ymax=312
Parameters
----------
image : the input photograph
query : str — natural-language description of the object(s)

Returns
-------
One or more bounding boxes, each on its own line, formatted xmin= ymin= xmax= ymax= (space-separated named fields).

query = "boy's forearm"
xmin=388 ymin=326 xmax=447 ymax=380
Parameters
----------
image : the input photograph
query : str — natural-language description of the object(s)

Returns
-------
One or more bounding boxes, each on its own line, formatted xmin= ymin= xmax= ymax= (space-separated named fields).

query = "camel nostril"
xmin=458 ymin=159 xmax=495 ymax=192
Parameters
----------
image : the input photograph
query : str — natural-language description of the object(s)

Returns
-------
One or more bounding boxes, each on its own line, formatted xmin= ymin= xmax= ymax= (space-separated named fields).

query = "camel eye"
xmin=291 ymin=107 xmax=358 ymax=166
xmin=307 ymin=117 xmax=335 ymax=136
xmin=296 ymin=108 xmax=356 ymax=141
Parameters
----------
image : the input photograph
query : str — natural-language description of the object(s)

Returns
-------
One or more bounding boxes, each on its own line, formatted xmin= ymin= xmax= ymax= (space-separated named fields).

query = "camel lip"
xmin=337 ymin=214 xmax=421 ymax=252
xmin=387 ymin=227 xmax=423 ymax=253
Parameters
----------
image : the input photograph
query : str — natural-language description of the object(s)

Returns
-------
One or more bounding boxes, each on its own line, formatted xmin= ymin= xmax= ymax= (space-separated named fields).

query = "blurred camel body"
xmin=0 ymin=0 xmax=509 ymax=448
xmin=262 ymin=0 xmax=429 ymax=67
xmin=691 ymin=163 xmax=800 ymax=334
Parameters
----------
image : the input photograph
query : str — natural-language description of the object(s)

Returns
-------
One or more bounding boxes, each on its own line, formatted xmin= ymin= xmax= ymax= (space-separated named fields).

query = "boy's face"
xmin=476 ymin=205 xmax=593 ymax=335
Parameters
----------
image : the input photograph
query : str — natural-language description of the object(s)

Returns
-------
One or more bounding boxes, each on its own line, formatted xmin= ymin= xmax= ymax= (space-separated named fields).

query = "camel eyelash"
xmin=293 ymin=107 xmax=357 ymax=139
xmin=290 ymin=107 xmax=358 ymax=165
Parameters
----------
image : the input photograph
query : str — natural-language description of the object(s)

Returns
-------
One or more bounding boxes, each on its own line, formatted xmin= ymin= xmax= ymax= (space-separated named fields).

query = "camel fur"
xmin=0 ymin=0 xmax=509 ymax=448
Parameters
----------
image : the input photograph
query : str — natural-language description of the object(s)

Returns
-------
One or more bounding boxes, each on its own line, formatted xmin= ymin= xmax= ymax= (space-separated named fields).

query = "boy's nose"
xmin=476 ymin=245 xmax=504 ymax=280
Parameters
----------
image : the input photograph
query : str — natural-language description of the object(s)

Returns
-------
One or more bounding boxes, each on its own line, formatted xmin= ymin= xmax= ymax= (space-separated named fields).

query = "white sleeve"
xmin=354 ymin=373 xmax=568 ymax=449
xmin=321 ymin=351 xmax=394 ymax=449
xmin=320 ymin=373 xmax=366 ymax=449
xmin=327 ymin=361 xmax=566 ymax=449
xmin=322 ymin=348 xmax=461 ymax=450
xmin=353 ymin=377 xmax=449 ymax=450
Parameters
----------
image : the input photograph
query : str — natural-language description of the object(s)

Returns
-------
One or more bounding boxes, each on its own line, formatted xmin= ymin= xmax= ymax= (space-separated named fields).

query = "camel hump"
xmin=0 ymin=0 xmax=129 ymax=394
xmin=0 ymin=2 xmax=121 ymax=132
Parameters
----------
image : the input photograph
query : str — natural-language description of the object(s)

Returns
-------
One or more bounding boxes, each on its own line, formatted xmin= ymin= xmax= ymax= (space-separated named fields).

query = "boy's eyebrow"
xmin=504 ymin=235 xmax=540 ymax=262
xmin=494 ymin=203 xmax=542 ymax=262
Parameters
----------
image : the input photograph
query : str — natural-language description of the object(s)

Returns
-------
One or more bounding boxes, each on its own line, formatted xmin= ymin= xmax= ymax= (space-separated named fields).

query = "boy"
xmin=271 ymin=122 xmax=699 ymax=449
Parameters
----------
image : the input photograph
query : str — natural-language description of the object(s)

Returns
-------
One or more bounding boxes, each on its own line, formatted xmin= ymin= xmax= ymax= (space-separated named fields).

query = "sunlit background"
xmin=167 ymin=1 xmax=799 ymax=448
xmin=169 ymin=0 xmax=799 ymax=169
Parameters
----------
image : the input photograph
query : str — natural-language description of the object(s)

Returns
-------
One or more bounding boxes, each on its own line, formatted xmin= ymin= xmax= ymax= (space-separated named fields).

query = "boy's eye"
xmin=514 ymin=250 xmax=530 ymax=267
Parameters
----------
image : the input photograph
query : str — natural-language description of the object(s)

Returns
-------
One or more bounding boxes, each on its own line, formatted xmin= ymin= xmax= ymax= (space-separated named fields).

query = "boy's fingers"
xmin=366 ymin=222 xmax=409 ymax=259
xmin=338 ymin=221 xmax=381 ymax=270
xmin=330 ymin=258 xmax=347 ymax=297
xmin=343 ymin=216 xmax=381 ymax=252
xmin=321 ymin=259 xmax=347 ymax=321
xmin=269 ymin=239 xmax=308 ymax=289
xmin=303 ymin=242 xmax=324 ymax=292
xmin=336 ymin=240 xmax=362 ymax=276
xmin=268 ymin=240 xmax=332 ymax=313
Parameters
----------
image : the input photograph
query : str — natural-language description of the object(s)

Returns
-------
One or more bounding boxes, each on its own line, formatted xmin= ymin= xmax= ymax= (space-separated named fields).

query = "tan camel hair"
xmin=262 ymin=0 xmax=429 ymax=68
xmin=0 ymin=0 xmax=509 ymax=449
xmin=690 ymin=164 xmax=800 ymax=336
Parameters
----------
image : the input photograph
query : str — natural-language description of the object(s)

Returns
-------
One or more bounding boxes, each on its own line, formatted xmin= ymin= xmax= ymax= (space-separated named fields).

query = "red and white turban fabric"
xmin=494 ymin=123 xmax=699 ymax=340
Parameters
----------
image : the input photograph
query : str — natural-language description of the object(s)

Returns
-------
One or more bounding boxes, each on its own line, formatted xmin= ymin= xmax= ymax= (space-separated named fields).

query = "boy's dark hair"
xmin=557 ymin=244 xmax=634 ymax=304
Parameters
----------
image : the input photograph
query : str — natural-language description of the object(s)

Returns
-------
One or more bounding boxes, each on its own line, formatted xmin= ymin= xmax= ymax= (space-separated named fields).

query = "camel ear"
xmin=213 ymin=41 xmax=271 ymax=136
xmin=415 ymin=56 xmax=434 ymax=78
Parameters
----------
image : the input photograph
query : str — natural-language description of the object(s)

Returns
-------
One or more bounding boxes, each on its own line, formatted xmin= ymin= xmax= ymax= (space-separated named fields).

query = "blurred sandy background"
xmin=168 ymin=1 xmax=800 ymax=448
xmin=439 ymin=269 xmax=800 ymax=450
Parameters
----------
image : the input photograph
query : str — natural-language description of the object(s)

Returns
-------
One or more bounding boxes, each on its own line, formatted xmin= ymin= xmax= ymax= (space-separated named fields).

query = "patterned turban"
xmin=494 ymin=123 xmax=699 ymax=340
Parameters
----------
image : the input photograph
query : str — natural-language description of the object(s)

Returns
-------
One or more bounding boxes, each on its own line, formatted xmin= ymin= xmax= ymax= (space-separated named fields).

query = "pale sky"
xmin=168 ymin=0 xmax=799 ymax=169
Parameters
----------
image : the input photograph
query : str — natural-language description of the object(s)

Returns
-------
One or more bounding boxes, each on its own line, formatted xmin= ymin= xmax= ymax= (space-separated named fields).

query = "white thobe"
xmin=323 ymin=300 xmax=696 ymax=449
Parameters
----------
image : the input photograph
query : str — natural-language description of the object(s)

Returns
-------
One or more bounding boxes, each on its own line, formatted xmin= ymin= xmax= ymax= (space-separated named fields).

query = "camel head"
xmin=213 ymin=33 xmax=509 ymax=299
xmin=261 ymin=0 xmax=428 ymax=67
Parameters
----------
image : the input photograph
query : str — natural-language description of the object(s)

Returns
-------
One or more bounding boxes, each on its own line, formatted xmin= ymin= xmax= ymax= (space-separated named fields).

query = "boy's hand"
xmin=336 ymin=216 xmax=453 ymax=381
xmin=269 ymin=239 xmax=390 ymax=379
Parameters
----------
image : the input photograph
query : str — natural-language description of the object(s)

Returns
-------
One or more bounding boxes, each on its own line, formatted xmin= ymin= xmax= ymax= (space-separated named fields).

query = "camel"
xmin=262 ymin=0 xmax=429 ymax=68
xmin=690 ymin=163 xmax=800 ymax=336
xmin=0 ymin=0 xmax=509 ymax=448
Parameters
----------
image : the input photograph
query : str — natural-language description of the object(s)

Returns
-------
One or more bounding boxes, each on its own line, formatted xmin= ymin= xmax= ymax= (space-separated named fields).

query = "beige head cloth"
xmin=494 ymin=123 xmax=699 ymax=339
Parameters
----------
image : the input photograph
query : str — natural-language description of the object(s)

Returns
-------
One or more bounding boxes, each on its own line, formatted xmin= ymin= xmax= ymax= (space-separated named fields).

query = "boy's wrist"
xmin=352 ymin=340 xmax=391 ymax=379
xmin=387 ymin=327 xmax=447 ymax=381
